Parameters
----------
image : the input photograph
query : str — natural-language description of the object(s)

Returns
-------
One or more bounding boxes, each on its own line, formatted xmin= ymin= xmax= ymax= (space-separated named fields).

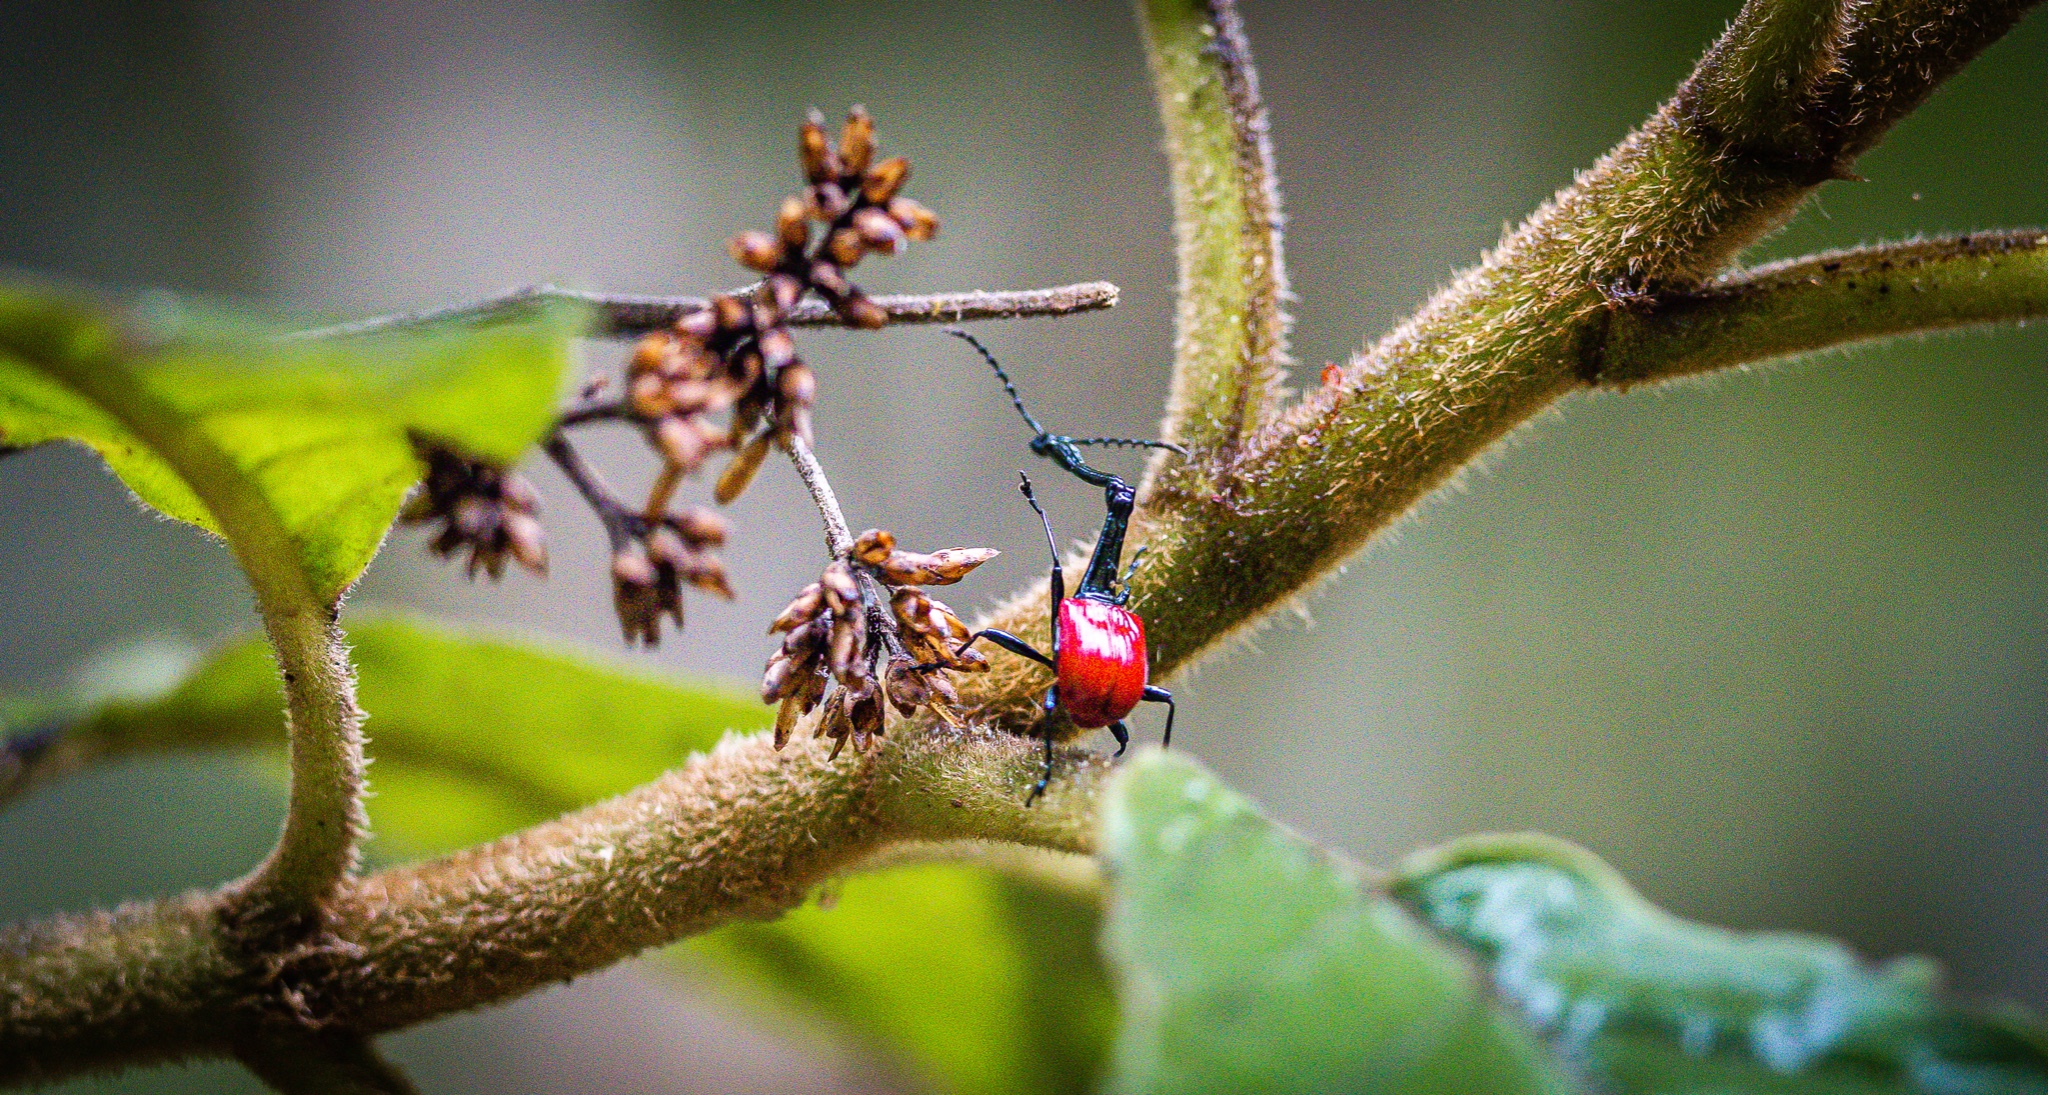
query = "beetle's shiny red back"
xmin=1056 ymin=598 xmax=1148 ymax=728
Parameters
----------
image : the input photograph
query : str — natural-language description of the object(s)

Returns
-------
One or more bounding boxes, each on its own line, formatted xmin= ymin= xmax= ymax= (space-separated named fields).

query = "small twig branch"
xmin=236 ymin=1035 xmax=420 ymax=1095
xmin=287 ymin=282 xmax=1120 ymax=342
xmin=1594 ymin=231 xmax=2048 ymax=387
xmin=542 ymin=431 xmax=634 ymax=550
xmin=782 ymin=434 xmax=912 ymax=662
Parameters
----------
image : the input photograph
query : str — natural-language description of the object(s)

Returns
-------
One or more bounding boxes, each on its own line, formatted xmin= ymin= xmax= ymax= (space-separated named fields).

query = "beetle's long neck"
xmin=1077 ymin=476 xmax=1135 ymax=597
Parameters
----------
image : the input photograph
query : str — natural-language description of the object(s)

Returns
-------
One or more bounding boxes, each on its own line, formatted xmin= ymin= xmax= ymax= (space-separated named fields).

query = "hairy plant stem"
xmin=7 ymin=0 xmax=2048 ymax=1083
xmin=951 ymin=0 xmax=2043 ymax=723
xmin=288 ymin=282 xmax=1120 ymax=342
xmin=0 ymin=300 xmax=367 ymax=915
xmin=0 ymin=730 xmax=1104 ymax=1082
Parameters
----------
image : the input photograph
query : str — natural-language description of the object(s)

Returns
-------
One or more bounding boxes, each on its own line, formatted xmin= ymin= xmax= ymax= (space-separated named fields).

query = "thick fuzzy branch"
xmin=1597 ymin=231 xmax=2048 ymax=386
xmin=288 ymin=282 xmax=1120 ymax=342
xmin=1140 ymin=0 xmax=1292 ymax=462
xmin=956 ymin=0 xmax=2041 ymax=722
xmin=0 ymin=728 xmax=1103 ymax=1083
xmin=237 ymin=1036 xmax=420 ymax=1095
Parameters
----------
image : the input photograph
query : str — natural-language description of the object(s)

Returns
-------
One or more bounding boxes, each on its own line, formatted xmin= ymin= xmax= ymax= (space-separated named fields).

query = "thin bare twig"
xmin=286 ymin=282 xmax=1120 ymax=342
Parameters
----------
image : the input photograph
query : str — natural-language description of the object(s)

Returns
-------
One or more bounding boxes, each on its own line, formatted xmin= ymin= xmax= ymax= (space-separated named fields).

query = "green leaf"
xmin=1097 ymin=750 xmax=1563 ymax=1095
xmin=0 ymin=282 xmax=581 ymax=601
xmin=684 ymin=857 xmax=1115 ymax=1095
xmin=1393 ymin=834 xmax=2048 ymax=1094
xmin=54 ymin=616 xmax=1115 ymax=1093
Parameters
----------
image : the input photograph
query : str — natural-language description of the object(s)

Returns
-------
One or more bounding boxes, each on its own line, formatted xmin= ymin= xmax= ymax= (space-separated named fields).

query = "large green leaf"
xmin=1394 ymin=834 xmax=2048 ymax=1094
xmin=1096 ymin=750 xmax=1563 ymax=1095
xmin=40 ymin=616 xmax=1114 ymax=1094
xmin=0 ymin=282 xmax=580 ymax=600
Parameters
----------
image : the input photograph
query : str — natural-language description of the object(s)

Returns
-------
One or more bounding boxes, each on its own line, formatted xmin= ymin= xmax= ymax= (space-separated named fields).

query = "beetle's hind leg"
xmin=1108 ymin=720 xmax=1129 ymax=757
xmin=1142 ymin=686 xmax=1175 ymax=748
xmin=1024 ymin=685 xmax=1059 ymax=806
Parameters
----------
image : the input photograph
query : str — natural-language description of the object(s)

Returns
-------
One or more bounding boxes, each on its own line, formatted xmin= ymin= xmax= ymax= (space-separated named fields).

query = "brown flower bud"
xmin=757 ymin=327 xmax=799 ymax=371
xmin=502 ymin=511 xmax=548 ymax=574
xmin=777 ymin=196 xmax=810 ymax=249
xmin=876 ymin=547 xmax=999 ymax=586
xmin=654 ymin=415 xmax=707 ymax=470
xmin=861 ymin=157 xmax=910 ymax=204
xmin=839 ymin=106 xmax=875 ymax=177
xmin=766 ymin=273 xmax=805 ymax=313
xmin=761 ymin=651 xmax=796 ymax=703
xmin=890 ymin=586 xmax=934 ymax=632
xmin=852 ymin=207 xmax=906 ymax=255
xmin=808 ymin=260 xmax=852 ymax=297
xmin=836 ymin=290 xmax=889 ymax=330
xmin=886 ymin=197 xmax=939 ymax=241
xmin=852 ymin=527 xmax=895 ymax=565
xmin=712 ymin=294 xmax=752 ymax=335
xmin=923 ymin=596 xmax=971 ymax=642
xmin=714 ymin=430 xmax=773 ymax=505
xmin=676 ymin=308 xmax=718 ymax=342
xmin=776 ymin=362 xmax=817 ymax=409
xmin=828 ymin=614 xmax=865 ymax=685
xmin=799 ymin=116 xmax=837 ymax=183
xmin=807 ymin=181 xmax=852 ymax=222
xmin=728 ymin=230 xmax=783 ymax=273
xmin=884 ymin=660 xmax=930 ymax=717
xmin=669 ymin=505 xmax=729 ymax=548
xmin=826 ymin=228 xmax=866 ymax=267
xmin=819 ymin=560 xmax=860 ymax=612
xmin=774 ymin=694 xmax=804 ymax=749
xmin=630 ymin=332 xmax=677 ymax=377
xmin=681 ymin=550 xmax=734 ymax=599
xmin=500 ymin=473 xmax=540 ymax=514
xmin=628 ymin=373 xmax=671 ymax=418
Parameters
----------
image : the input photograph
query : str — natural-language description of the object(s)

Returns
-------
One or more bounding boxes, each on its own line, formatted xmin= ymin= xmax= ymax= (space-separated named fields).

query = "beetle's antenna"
xmin=944 ymin=327 xmax=1046 ymax=438
xmin=1069 ymin=436 xmax=1189 ymax=456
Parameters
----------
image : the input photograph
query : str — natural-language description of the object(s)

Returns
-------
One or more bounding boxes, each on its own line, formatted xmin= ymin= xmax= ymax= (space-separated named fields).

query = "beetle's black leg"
xmin=1025 ymin=685 xmax=1059 ymax=806
xmin=1018 ymin=472 xmax=1063 ymax=663
xmin=926 ymin=628 xmax=1051 ymax=672
xmin=1142 ymin=686 xmax=1174 ymax=748
xmin=1108 ymin=720 xmax=1129 ymax=757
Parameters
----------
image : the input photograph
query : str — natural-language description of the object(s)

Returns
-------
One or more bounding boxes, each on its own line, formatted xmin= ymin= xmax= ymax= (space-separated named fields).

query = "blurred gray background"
xmin=3 ymin=1 xmax=2044 ymax=1091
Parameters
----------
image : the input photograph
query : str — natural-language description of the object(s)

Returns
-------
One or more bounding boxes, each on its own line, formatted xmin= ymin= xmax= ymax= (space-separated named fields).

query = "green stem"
xmin=1596 ymin=231 xmax=2048 ymax=387
xmin=1140 ymin=0 xmax=1292 ymax=462
xmin=0 ymin=300 xmax=366 ymax=912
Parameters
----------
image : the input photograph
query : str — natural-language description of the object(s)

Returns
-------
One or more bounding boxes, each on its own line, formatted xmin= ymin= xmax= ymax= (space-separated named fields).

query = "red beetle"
xmin=942 ymin=329 xmax=1178 ymax=803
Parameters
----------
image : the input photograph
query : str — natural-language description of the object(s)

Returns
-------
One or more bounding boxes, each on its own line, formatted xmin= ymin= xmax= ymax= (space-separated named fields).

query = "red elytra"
xmin=1055 ymin=597 xmax=1148 ymax=728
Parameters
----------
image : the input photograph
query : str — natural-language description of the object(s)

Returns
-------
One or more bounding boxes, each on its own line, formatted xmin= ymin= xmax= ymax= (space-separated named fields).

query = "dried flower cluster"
xmin=400 ymin=439 xmax=547 ymax=580
xmin=762 ymin=529 xmax=995 ymax=757
xmin=411 ymin=107 xmax=939 ymax=652
xmin=626 ymin=105 xmax=938 ymax=510
xmin=609 ymin=504 xmax=732 ymax=646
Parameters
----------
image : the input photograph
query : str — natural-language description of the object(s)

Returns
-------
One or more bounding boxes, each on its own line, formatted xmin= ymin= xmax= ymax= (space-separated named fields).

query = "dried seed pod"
xmin=861 ymin=157 xmax=910 ymax=204
xmin=876 ymin=547 xmax=1000 ymax=586
xmin=776 ymin=362 xmax=816 ymax=409
xmin=761 ymin=650 xmax=796 ymax=703
xmin=807 ymin=181 xmax=852 ymax=222
xmin=839 ymin=106 xmax=875 ymax=177
xmin=773 ymin=694 xmax=805 ymax=749
xmin=714 ymin=430 xmax=773 ymax=505
xmin=807 ymin=260 xmax=852 ymax=298
xmin=765 ymin=273 xmax=804 ymax=313
xmin=681 ymin=549 xmax=734 ymax=599
xmin=404 ymin=440 xmax=550 ymax=582
xmin=819 ymin=560 xmax=860 ymax=612
xmin=852 ymin=528 xmax=895 ymax=566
